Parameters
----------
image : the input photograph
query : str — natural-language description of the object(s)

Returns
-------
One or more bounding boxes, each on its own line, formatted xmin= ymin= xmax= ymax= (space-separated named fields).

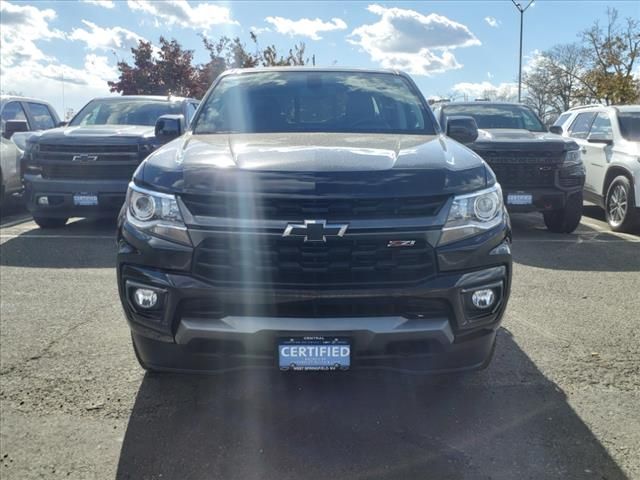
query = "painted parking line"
xmin=0 ymin=215 xmax=32 ymax=229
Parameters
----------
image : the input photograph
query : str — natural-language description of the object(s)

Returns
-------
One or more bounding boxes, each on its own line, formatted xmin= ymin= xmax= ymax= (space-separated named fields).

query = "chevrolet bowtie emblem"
xmin=282 ymin=220 xmax=349 ymax=242
xmin=72 ymin=154 xmax=98 ymax=162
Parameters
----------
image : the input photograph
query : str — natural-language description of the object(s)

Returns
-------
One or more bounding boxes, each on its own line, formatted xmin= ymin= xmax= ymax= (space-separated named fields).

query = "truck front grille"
xmin=489 ymin=164 xmax=556 ymax=187
xmin=181 ymin=194 xmax=447 ymax=220
xmin=179 ymin=296 xmax=450 ymax=319
xmin=193 ymin=235 xmax=436 ymax=287
xmin=37 ymin=143 xmax=141 ymax=180
xmin=473 ymin=149 xmax=564 ymax=188
xmin=41 ymin=164 xmax=138 ymax=180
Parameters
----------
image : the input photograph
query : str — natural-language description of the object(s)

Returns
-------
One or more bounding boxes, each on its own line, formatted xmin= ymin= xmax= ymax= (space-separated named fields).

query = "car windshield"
xmin=441 ymin=104 xmax=547 ymax=132
xmin=69 ymin=99 xmax=183 ymax=127
xmin=192 ymin=71 xmax=436 ymax=135
xmin=617 ymin=112 xmax=640 ymax=141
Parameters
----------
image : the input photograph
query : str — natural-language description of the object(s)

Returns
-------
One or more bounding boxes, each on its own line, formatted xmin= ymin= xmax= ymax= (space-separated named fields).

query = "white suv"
xmin=552 ymin=105 xmax=640 ymax=232
xmin=1 ymin=96 xmax=60 ymax=207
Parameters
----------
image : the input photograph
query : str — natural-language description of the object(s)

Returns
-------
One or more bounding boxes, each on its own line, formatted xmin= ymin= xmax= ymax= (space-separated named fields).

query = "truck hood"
xmin=32 ymin=124 xmax=156 ymax=143
xmin=472 ymin=129 xmax=577 ymax=152
xmin=139 ymin=132 xmax=489 ymax=197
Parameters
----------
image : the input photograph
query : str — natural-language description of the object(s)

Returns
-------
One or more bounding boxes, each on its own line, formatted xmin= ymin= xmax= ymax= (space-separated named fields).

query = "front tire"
xmin=33 ymin=216 xmax=68 ymax=229
xmin=605 ymin=176 xmax=638 ymax=232
xmin=543 ymin=191 xmax=583 ymax=233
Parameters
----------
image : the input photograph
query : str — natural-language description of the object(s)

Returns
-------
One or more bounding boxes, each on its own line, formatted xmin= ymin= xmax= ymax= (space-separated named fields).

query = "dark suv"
xmin=117 ymin=68 xmax=512 ymax=374
xmin=22 ymin=95 xmax=199 ymax=228
xmin=432 ymin=102 xmax=585 ymax=233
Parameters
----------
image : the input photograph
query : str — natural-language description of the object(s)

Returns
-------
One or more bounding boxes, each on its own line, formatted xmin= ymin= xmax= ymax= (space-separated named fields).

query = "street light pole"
xmin=512 ymin=0 xmax=534 ymax=103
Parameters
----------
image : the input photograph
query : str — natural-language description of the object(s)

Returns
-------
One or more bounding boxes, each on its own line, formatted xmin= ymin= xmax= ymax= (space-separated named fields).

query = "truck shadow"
xmin=510 ymin=212 xmax=640 ymax=272
xmin=116 ymin=329 xmax=628 ymax=480
xmin=0 ymin=219 xmax=116 ymax=269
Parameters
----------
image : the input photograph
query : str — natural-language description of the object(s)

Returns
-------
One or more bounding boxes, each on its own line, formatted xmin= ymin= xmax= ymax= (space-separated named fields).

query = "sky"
xmin=1 ymin=0 xmax=639 ymax=117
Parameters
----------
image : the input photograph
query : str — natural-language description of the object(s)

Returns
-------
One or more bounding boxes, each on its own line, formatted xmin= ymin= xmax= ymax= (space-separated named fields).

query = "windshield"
xmin=69 ymin=99 xmax=183 ymax=127
xmin=618 ymin=112 xmax=640 ymax=141
xmin=192 ymin=71 xmax=436 ymax=135
xmin=441 ymin=104 xmax=547 ymax=132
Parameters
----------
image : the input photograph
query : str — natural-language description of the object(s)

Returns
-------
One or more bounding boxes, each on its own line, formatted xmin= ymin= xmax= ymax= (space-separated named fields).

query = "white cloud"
xmin=69 ymin=20 xmax=145 ymax=51
xmin=0 ymin=2 xmax=116 ymax=115
xmin=81 ymin=0 xmax=115 ymax=8
xmin=348 ymin=4 xmax=480 ymax=76
xmin=452 ymin=81 xmax=518 ymax=101
xmin=265 ymin=16 xmax=347 ymax=41
xmin=484 ymin=16 xmax=500 ymax=28
xmin=1 ymin=54 xmax=118 ymax=116
xmin=0 ymin=1 xmax=65 ymax=67
xmin=250 ymin=25 xmax=271 ymax=35
xmin=126 ymin=0 xmax=237 ymax=30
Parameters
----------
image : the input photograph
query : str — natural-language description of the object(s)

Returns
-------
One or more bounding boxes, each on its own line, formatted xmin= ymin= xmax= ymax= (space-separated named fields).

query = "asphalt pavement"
xmin=0 ymin=203 xmax=639 ymax=480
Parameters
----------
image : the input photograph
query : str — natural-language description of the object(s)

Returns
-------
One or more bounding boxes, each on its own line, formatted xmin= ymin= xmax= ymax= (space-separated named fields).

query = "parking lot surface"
xmin=1 ymin=205 xmax=639 ymax=480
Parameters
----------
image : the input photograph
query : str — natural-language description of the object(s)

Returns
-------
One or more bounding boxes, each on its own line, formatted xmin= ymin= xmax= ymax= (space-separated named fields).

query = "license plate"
xmin=507 ymin=193 xmax=533 ymax=205
xmin=73 ymin=193 xmax=98 ymax=206
xmin=278 ymin=337 xmax=350 ymax=371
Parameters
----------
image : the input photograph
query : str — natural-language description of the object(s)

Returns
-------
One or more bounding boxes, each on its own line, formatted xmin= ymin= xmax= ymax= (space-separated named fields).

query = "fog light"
xmin=471 ymin=289 xmax=495 ymax=309
xmin=133 ymin=288 xmax=158 ymax=309
xmin=37 ymin=196 xmax=49 ymax=206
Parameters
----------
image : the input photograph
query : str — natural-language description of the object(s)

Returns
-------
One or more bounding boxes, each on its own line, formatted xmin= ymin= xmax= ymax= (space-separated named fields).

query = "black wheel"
xmin=131 ymin=334 xmax=159 ymax=373
xmin=605 ymin=175 xmax=638 ymax=233
xmin=543 ymin=191 xmax=583 ymax=233
xmin=33 ymin=216 xmax=68 ymax=229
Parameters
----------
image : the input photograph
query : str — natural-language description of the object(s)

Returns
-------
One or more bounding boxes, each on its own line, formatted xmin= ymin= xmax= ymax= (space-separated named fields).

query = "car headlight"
xmin=563 ymin=149 xmax=582 ymax=167
xmin=439 ymin=184 xmax=505 ymax=245
xmin=126 ymin=182 xmax=191 ymax=245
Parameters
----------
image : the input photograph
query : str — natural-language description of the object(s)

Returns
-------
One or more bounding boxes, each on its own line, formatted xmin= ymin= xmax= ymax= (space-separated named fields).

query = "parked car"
xmin=0 ymin=95 xmax=60 ymax=207
xmin=432 ymin=102 xmax=585 ymax=233
xmin=116 ymin=68 xmax=512 ymax=374
xmin=551 ymin=104 xmax=639 ymax=232
xmin=21 ymin=95 xmax=199 ymax=228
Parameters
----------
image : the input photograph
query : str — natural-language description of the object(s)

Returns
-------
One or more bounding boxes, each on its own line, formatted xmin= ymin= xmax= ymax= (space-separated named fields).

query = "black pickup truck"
xmin=433 ymin=102 xmax=585 ymax=233
xmin=116 ymin=68 xmax=512 ymax=374
xmin=22 ymin=95 xmax=199 ymax=228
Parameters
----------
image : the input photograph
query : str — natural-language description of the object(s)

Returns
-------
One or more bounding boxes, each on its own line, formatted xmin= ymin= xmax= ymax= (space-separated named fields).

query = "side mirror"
xmin=587 ymin=133 xmax=613 ymax=146
xmin=446 ymin=116 xmax=478 ymax=144
xmin=57 ymin=121 xmax=68 ymax=127
xmin=3 ymin=120 xmax=29 ymax=140
xmin=155 ymin=114 xmax=185 ymax=142
xmin=549 ymin=125 xmax=563 ymax=135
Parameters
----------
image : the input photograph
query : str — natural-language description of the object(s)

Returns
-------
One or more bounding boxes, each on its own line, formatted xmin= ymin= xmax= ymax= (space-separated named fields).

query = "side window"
xmin=568 ymin=112 xmax=596 ymax=139
xmin=553 ymin=113 xmax=570 ymax=127
xmin=1 ymin=101 xmax=28 ymax=132
xmin=26 ymin=102 xmax=56 ymax=130
xmin=588 ymin=112 xmax=612 ymax=139
xmin=186 ymin=102 xmax=198 ymax=125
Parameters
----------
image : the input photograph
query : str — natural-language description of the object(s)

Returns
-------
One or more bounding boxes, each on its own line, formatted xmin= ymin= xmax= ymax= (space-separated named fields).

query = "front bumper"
xmin=24 ymin=174 xmax=128 ymax=218
xmin=502 ymin=186 xmax=583 ymax=213
xmin=117 ymin=219 xmax=512 ymax=374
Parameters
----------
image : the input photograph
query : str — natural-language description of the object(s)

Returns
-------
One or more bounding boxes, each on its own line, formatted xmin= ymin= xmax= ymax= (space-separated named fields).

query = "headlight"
xmin=126 ymin=182 xmax=191 ymax=245
xmin=563 ymin=149 xmax=582 ymax=167
xmin=439 ymin=184 xmax=504 ymax=245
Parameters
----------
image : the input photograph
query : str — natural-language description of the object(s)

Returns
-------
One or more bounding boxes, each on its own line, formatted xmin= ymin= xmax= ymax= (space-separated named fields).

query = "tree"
xmin=109 ymin=34 xmax=314 ymax=99
xmin=523 ymin=44 xmax=588 ymax=121
xmin=580 ymin=8 xmax=640 ymax=104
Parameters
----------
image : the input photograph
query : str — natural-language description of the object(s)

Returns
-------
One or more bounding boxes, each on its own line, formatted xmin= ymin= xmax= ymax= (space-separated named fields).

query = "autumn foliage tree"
xmin=523 ymin=7 xmax=640 ymax=121
xmin=108 ymin=34 xmax=313 ymax=98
